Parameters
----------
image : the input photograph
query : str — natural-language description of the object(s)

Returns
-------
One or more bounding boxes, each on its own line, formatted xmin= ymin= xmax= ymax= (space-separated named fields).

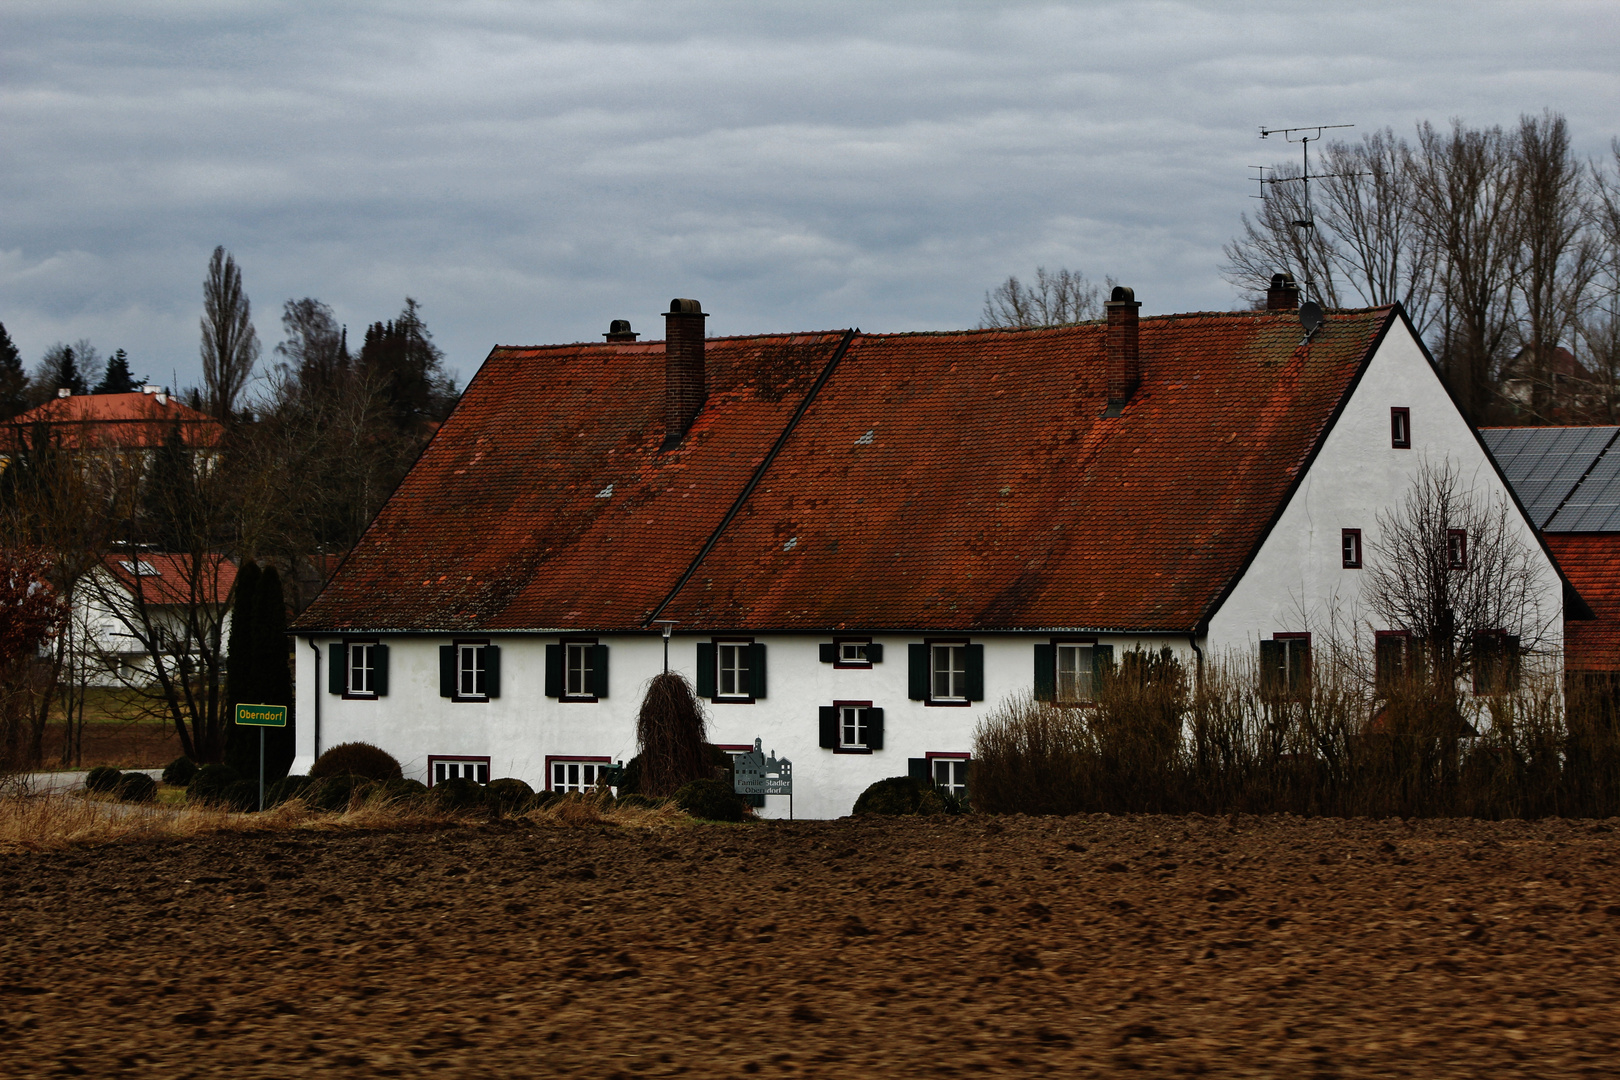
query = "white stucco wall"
xmin=1206 ymin=317 xmax=1564 ymax=670
xmin=293 ymin=631 xmax=1187 ymax=819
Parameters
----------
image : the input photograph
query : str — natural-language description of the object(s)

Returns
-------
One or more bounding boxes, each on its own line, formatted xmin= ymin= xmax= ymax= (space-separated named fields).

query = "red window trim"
xmin=1341 ymin=528 xmax=1362 ymax=569
xmin=543 ymin=754 xmax=613 ymax=792
xmin=924 ymin=751 xmax=971 ymax=760
xmin=1273 ymin=631 xmax=1312 ymax=642
xmin=923 ymin=637 xmax=972 ymax=708
xmin=832 ymin=699 xmax=875 ymax=755
xmin=1391 ymin=407 xmax=1411 ymax=449
xmin=1447 ymin=529 xmax=1468 ymax=570
xmin=713 ymin=744 xmax=753 ymax=754
xmin=559 ymin=636 xmax=600 ymax=703
xmin=831 ymin=636 xmax=874 ymax=670
xmin=427 ymin=754 xmax=490 ymax=788
xmin=340 ymin=637 xmax=380 ymax=700
xmin=711 ymin=636 xmax=757 ymax=704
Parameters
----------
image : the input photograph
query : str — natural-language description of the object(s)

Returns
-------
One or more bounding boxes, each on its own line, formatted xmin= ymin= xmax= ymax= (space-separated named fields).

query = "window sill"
xmin=832 ymin=661 xmax=874 ymax=670
xmin=924 ymin=698 xmax=971 ymax=707
xmin=341 ymin=692 xmax=379 ymax=701
xmin=712 ymin=695 xmax=756 ymax=705
xmin=451 ymin=695 xmax=490 ymax=704
xmin=833 ymin=746 xmax=873 ymax=755
xmin=560 ymin=695 xmax=599 ymax=704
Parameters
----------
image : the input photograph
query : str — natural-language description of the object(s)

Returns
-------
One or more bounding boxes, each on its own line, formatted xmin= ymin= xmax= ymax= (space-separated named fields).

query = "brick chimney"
xmin=1266 ymin=272 xmax=1300 ymax=311
xmin=1105 ymin=286 xmax=1141 ymax=415
xmin=663 ymin=299 xmax=707 ymax=447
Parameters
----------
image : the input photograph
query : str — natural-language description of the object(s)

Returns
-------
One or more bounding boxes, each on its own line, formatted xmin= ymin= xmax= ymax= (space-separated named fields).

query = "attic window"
xmin=119 ymin=560 xmax=160 ymax=576
xmin=1448 ymin=529 xmax=1468 ymax=570
xmin=1391 ymin=408 xmax=1411 ymax=449
xmin=1341 ymin=529 xmax=1362 ymax=569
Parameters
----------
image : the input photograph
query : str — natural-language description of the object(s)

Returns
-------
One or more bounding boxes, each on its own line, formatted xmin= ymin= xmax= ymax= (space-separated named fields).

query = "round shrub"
xmin=853 ymin=776 xmax=947 ymax=817
xmin=221 ymin=778 xmax=262 ymax=812
xmin=429 ymin=777 xmax=489 ymax=813
xmin=369 ymin=777 xmax=429 ymax=805
xmin=672 ymin=778 xmax=747 ymax=822
xmin=186 ymin=763 xmax=239 ymax=803
xmin=85 ymin=766 xmax=123 ymax=793
xmin=307 ymin=774 xmax=369 ymax=812
xmin=310 ymin=742 xmax=403 ymax=782
xmin=531 ymin=790 xmax=560 ymax=811
xmin=615 ymin=793 xmax=666 ymax=810
xmin=161 ymin=757 xmax=198 ymax=787
xmin=115 ymin=773 xmax=158 ymax=804
xmin=485 ymin=777 xmax=535 ymax=814
xmin=265 ymin=774 xmax=315 ymax=807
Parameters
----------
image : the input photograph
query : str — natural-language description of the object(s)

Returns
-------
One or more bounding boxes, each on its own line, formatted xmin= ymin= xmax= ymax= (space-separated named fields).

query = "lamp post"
xmin=653 ymin=620 xmax=677 ymax=673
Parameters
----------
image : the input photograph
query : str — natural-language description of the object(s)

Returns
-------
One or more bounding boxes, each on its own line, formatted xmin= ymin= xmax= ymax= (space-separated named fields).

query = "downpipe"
xmin=306 ymin=637 xmax=322 ymax=760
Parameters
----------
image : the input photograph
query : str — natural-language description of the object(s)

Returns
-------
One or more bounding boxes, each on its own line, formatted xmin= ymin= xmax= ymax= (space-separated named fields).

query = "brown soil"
xmin=34 ymin=719 xmax=182 ymax=771
xmin=3 ymin=813 xmax=1618 ymax=1077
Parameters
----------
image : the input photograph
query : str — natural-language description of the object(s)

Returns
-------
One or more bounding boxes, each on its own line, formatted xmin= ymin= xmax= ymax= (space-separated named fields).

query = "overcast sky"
xmin=3 ymin=1 xmax=1617 ymax=394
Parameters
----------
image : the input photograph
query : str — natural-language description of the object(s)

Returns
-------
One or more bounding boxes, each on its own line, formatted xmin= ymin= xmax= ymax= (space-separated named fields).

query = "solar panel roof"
xmin=1546 ymin=438 xmax=1620 ymax=531
xmin=1481 ymin=426 xmax=1620 ymax=528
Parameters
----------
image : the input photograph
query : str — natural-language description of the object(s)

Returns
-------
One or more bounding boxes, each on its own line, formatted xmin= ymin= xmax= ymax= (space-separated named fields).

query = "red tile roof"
xmin=103 ymin=552 xmax=238 ymax=607
xmin=1545 ymin=534 xmax=1620 ymax=671
xmin=294 ymin=309 xmax=1396 ymax=634
xmin=2 ymin=392 xmax=221 ymax=451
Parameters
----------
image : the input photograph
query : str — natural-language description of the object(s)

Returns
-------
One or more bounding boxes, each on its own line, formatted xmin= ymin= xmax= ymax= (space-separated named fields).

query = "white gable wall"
xmin=1207 ymin=317 xmax=1563 ymax=671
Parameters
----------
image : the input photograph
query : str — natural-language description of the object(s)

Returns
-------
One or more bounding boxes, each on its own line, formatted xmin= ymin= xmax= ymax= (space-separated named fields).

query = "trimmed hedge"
xmin=370 ymin=777 xmax=429 ymax=804
xmin=85 ymin=766 xmax=123 ymax=793
xmin=672 ymin=778 xmax=748 ymax=822
xmin=306 ymin=774 xmax=369 ymax=812
xmin=310 ymin=742 xmax=403 ymax=782
xmin=161 ymin=757 xmax=198 ymax=787
xmin=429 ymin=777 xmax=488 ymax=813
xmin=485 ymin=777 xmax=535 ymax=814
xmin=115 ymin=773 xmax=158 ymax=804
xmin=266 ymin=774 xmax=315 ymax=808
xmin=853 ymin=776 xmax=949 ymax=816
xmin=221 ymin=778 xmax=262 ymax=812
xmin=187 ymin=763 xmax=240 ymax=803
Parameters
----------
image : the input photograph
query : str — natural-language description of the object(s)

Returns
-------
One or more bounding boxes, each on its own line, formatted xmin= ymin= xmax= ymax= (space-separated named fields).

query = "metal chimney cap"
xmin=669 ymin=298 xmax=704 ymax=315
xmin=1107 ymin=285 xmax=1137 ymax=305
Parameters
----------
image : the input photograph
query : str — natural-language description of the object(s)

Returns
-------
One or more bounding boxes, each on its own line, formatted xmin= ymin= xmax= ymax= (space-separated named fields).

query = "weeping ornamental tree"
xmin=633 ymin=672 xmax=711 ymax=797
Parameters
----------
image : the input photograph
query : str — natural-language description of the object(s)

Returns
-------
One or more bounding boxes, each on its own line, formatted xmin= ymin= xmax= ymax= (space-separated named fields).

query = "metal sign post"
xmin=234 ymin=704 xmax=288 ymax=811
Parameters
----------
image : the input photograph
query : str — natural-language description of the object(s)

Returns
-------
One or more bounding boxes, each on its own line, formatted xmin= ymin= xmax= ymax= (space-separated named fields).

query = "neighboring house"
xmin=1482 ymin=425 xmax=1620 ymax=679
xmin=1498 ymin=346 xmax=1599 ymax=419
xmin=291 ymin=284 xmax=1566 ymax=818
xmin=69 ymin=552 xmax=237 ymax=687
xmin=0 ymin=386 xmax=222 ymax=472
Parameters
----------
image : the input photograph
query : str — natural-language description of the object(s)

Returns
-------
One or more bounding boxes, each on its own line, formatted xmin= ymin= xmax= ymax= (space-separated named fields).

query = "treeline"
xmin=1226 ymin=111 xmax=1620 ymax=425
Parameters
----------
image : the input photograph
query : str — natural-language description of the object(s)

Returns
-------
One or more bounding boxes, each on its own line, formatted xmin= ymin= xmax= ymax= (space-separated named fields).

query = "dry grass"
xmin=0 ymin=786 xmax=696 ymax=854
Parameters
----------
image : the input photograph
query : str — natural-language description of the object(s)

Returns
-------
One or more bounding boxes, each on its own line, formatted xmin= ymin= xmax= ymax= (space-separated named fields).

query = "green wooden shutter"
xmin=591 ymin=644 xmax=609 ymax=698
xmin=864 ymin=707 xmax=884 ymax=750
xmin=1288 ymin=639 xmax=1310 ymax=695
xmin=966 ymin=644 xmax=985 ymax=701
xmin=439 ymin=645 xmax=455 ymax=698
xmin=908 ymin=644 xmax=928 ymax=699
xmin=1375 ymin=636 xmax=1401 ymax=693
xmin=867 ymin=642 xmax=883 ymax=663
xmin=328 ymin=643 xmax=344 ymax=695
xmin=819 ymin=706 xmax=837 ymax=748
xmin=908 ymin=757 xmax=929 ymax=781
xmin=696 ymin=642 xmax=716 ymax=700
xmin=544 ymin=644 xmax=563 ymax=698
xmin=484 ymin=645 xmax=501 ymax=698
xmin=1093 ymin=644 xmax=1114 ymax=689
xmin=1258 ymin=640 xmax=1282 ymax=695
xmin=819 ymin=643 xmax=837 ymax=664
xmin=1033 ymin=643 xmax=1055 ymax=702
xmin=749 ymin=643 xmax=767 ymax=699
xmin=373 ymin=643 xmax=389 ymax=697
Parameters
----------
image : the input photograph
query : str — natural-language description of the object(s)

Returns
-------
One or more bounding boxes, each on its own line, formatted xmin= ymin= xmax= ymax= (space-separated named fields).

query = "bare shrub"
xmin=633 ymin=672 xmax=710 ymax=798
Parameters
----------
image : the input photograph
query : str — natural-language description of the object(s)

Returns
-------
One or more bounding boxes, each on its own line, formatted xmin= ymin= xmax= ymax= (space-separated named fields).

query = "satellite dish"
xmin=1299 ymin=301 xmax=1325 ymax=339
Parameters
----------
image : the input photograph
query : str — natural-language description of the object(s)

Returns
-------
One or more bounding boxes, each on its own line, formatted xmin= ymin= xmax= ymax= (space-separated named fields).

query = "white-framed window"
xmin=1342 ymin=528 xmax=1363 ymax=569
xmin=839 ymin=641 xmax=869 ymax=665
xmin=565 ymin=642 xmax=594 ymax=698
xmin=430 ymin=757 xmax=489 ymax=786
xmin=718 ymin=641 xmax=751 ymax=698
xmin=550 ymin=758 xmax=611 ymax=793
xmin=932 ymin=757 xmax=969 ymax=799
xmin=840 ymin=705 xmax=866 ymax=749
xmin=1055 ymin=643 xmax=1094 ymax=704
xmin=932 ymin=643 xmax=966 ymax=701
xmin=1391 ymin=407 xmax=1411 ymax=449
xmin=458 ymin=643 xmax=488 ymax=699
xmin=1448 ymin=529 xmax=1468 ymax=570
xmin=347 ymin=642 xmax=377 ymax=697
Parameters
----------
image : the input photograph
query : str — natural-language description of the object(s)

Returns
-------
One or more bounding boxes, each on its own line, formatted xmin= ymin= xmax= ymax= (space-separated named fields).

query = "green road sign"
xmin=235 ymin=703 xmax=287 ymax=728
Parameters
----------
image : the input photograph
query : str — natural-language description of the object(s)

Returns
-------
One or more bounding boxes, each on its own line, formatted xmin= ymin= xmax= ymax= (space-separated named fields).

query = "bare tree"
xmin=1582 ymin=139 xmax=1620 ymax=420
xmin=980 ymin=267 xmax=1114 ymax=329
xmin=1364 ymin=458 xmax=1556 ymax=692
xmin=200 ymin=246 xmax=259 ymax=419
xmin=1222 ymin=161 xmax=1345 ymax=309
xmin=274 ymin=297 xmax=348 ymax=401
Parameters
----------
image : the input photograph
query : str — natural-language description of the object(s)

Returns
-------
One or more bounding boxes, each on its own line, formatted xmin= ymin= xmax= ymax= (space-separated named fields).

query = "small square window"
xmin=1391 ymin=408 xmax=1411 ymax=449
xmin=932 ymin=757 xmax=969 ymax=799
xmin=932 ymin=644 xmax=967 ymax=702
xmin=429 ymin=757 xmax=489 ymax=786
xmin=347 ymin=641 xmax=376 ymax=696
xmin=1341 ymin=528 xmax=1362 ymax=569
xmin=717 ymin=641 xmax=752 ymax=699
xmin=840 ymin=641 xmax=868 ymax=665
xmin=1055 ymin=643 xmax=1095 ymax=703
xmin=1448 ymin=529 xmax=1468 ymax=570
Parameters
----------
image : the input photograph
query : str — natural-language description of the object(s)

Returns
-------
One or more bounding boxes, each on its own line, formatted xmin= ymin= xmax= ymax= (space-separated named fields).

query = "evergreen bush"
xmin=854 ymin=776 xmax=947 ymax=816
xmin=161 ymin=757 xmax=198 ymax=787
xmin=85 ymin=766 xmax=123 ymax=793
xmin=485 ymin=777 xmax=535 ymax=814
xmin=429 ymin=777 xmax=489 ymax=813
xmin=307 ymin=775 xmax=369 ymax=812
xmin=615 ymin=793 xmax=666 ymax=810
xmin=187 ymin=763 xmax=239 ymax=803
xmin=114 ymin=773 xmax=158 ymax=804
xmin=221 ymin=778 xmax=262 ymax=812
xmin=672 ymin=778 xmax=747 ymax=822
xmin=310 ymin=742 xmax=403 ymax=782
xmin=370 ymin=777 xmax=429 ymax=804
xmin=265 ymin=774 xmax=315 ymax=807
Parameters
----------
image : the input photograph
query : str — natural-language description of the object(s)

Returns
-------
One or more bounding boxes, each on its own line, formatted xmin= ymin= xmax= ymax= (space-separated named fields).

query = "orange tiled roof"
xmin=102 ymin=552 xmax=238 ymax=607
xmin=1 ymin=392 xmax=221 ymax=451
xmin=1545 ymin=534 xmax=1620 ymax=672
xmin=294 ymin=308 xmax=1396 ymax=634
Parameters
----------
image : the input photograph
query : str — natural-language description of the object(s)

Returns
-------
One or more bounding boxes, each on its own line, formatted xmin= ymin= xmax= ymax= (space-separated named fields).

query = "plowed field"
xmin=3 ymin=813 xmax=1618 ymax=1077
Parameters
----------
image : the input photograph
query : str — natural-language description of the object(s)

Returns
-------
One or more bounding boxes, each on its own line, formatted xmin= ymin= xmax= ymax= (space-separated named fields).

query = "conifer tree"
xmin=223 ymin=561 xmax=262 ymax=777
xmin=0 ymin=321 xmax=26 ymax=418
xmin=93 ymin=349 xmax=141 ymax=394
xmin=255 ymin=565 xmax=295 ymax=780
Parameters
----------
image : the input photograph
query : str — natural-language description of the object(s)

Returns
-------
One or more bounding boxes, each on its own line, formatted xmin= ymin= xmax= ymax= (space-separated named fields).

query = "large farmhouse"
xmin=291 ymin=282 xmax=1564 ymax=817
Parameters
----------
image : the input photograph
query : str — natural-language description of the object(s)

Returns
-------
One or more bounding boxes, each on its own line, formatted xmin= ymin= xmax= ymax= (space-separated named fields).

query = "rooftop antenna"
xmin=1250 ymin=123 xmax=1360 ymax=306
